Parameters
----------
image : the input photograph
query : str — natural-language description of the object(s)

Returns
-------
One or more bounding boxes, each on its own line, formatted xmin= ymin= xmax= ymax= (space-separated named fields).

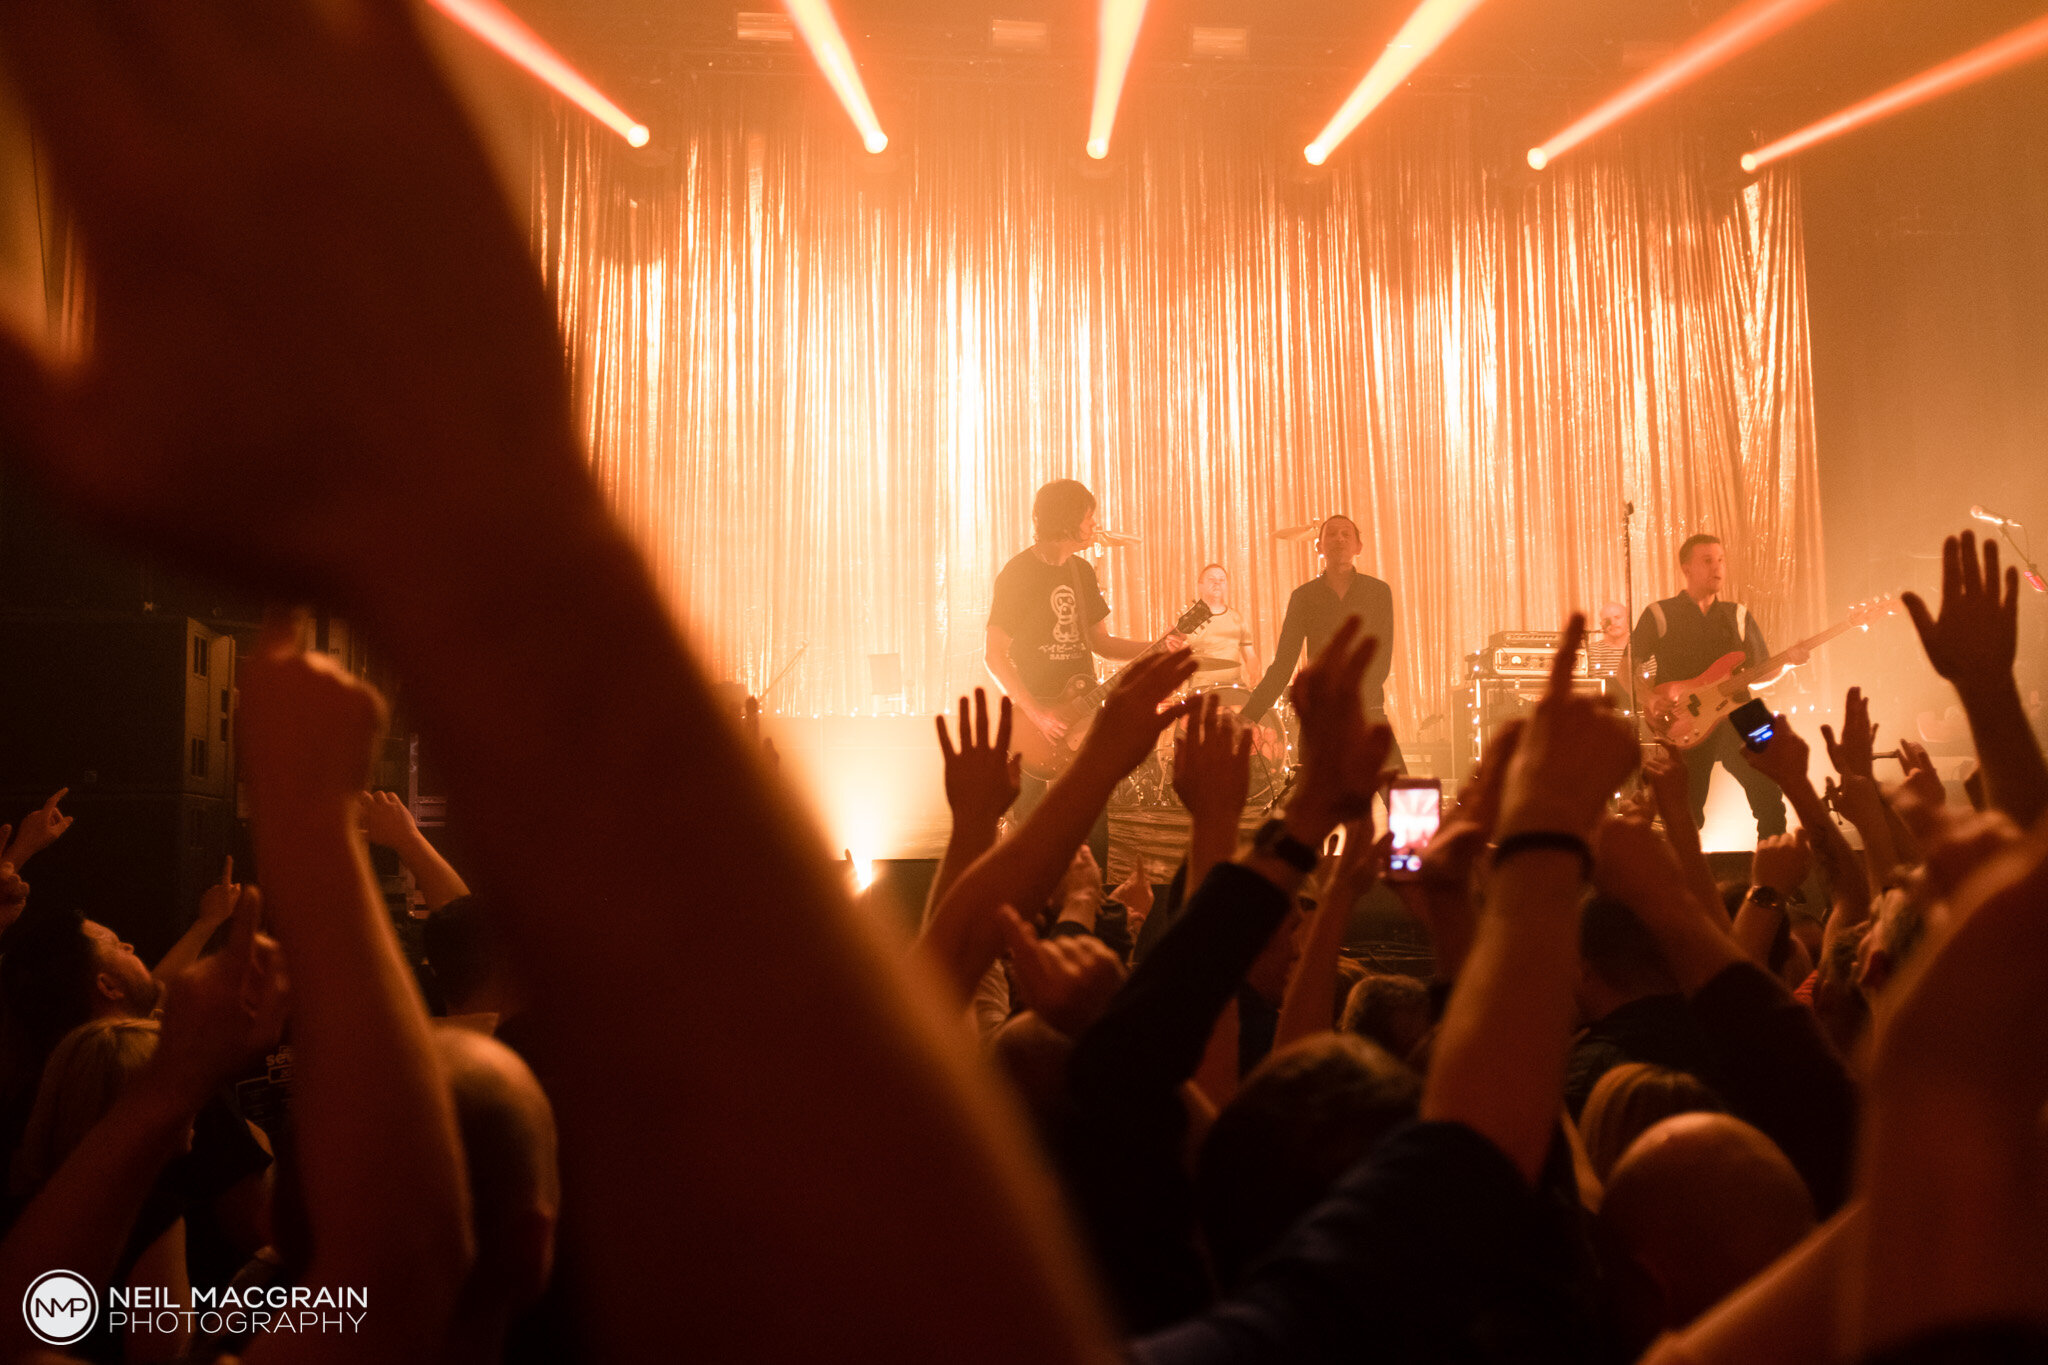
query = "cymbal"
xmin=1272 ymin=521 xmax=1320 ymax=541
xmin=1095 ymin=530 xmax=1141 ymax=548
xmin=1190 ymin=657 xmax=1238 ymax=673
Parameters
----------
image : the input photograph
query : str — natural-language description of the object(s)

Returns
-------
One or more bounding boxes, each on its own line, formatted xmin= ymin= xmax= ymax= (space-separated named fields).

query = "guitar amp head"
xmin=1483 ymin=645 xmax=1592 ymax=678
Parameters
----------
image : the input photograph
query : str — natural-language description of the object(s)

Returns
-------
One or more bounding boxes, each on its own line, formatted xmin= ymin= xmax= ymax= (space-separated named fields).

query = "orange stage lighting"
xmin=1087 ymin=0 xmax=1151 ymax=159
xmin=1526 ymin=0 xmax=1842 ymax=171
xmin=427 ymin=0 xmax=649 ymax=146
xmin=784 ymin=0 xmax=891 ymax=152
xmin=1742 ymin=10 xmax=2048 ymax=172
xmin=1304 ymin=0 xmax=1491 ymax=166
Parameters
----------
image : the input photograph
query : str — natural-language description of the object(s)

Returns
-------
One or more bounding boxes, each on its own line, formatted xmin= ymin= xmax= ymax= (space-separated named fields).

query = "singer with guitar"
xmin=986 ymin=480 xmax=1187 ymax=860
xmin=1633 ymin=533 xmax=1808 ymax=837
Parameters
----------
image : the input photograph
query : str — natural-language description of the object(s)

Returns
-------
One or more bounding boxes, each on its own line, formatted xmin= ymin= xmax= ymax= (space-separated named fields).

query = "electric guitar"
xmin=1640 ymin=597 xmax=1895 ymax=749
xmin=1010 ymin=600 xmax=1215 ymax=780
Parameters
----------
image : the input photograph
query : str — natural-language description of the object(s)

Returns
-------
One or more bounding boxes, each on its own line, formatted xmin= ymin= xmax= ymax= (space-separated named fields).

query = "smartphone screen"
xmin=1385 ymin=778 xmax=1443 ymax=880
xmin=1729 ymin=698 xmax=1776 ymax=750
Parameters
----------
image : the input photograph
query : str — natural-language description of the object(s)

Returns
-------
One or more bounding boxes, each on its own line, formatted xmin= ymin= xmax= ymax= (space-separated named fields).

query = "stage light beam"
xmin=1303 ymin=0 xmax=1491 ymax=166
xmin=1088 ymin=0 xmax=1151 ymax=159
xmin=783 ymin=0 xmax=892 ymax=154
xmin=426 ymin=0 xmax=649 ymax=147
xmin=1527 ymin=0 xmax=1843 ymax=170
xmin=1743 ymin=10 xmax=2048 ymax=173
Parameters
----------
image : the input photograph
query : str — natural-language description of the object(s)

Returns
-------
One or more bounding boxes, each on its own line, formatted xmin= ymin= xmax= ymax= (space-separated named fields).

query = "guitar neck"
xmin=1059 ymin=633 xmax=1177 ymax=719
xmin=1729 ymin=617 xmax=1856 ymax=689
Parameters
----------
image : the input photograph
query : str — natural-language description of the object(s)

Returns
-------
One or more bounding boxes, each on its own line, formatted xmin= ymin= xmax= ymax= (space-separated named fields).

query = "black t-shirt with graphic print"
xmin=990 ymin=547 xmax=1111 ymax=701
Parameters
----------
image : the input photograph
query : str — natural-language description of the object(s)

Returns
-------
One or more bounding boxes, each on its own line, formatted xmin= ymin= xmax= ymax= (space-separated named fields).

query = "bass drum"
xmin=1177 ymin=685 xmax=1293 ymax=803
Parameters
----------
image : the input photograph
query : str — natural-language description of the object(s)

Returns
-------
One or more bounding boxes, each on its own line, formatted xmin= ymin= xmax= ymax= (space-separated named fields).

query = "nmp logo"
xmin=23 ymin=1269 xmax=98 ymax=1346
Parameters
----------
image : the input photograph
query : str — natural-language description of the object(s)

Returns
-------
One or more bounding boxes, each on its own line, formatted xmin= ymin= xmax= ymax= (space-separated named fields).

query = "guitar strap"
xmin=1647 ymin=601 xmax=1667 ymax=637
xmin=1733 ymin=603 xmax=1749 ymax=643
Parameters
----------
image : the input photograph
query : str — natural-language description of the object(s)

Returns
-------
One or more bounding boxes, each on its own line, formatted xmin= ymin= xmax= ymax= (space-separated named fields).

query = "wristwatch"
xmin=1252 ymin=818 xmax=1320 ymax=875
xmin=1746 ymin=884 xmax=1787 ymax=910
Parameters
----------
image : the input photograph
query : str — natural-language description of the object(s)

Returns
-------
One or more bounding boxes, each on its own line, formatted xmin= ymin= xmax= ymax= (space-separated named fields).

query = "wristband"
xmin=1490 ymin=831 xmax=1594 ymax=882
xmin=1252 ymin=818 xmax=1320 ymax=875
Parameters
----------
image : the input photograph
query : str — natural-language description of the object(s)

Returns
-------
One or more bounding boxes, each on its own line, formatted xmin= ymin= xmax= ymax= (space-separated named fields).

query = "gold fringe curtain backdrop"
xmin=531 ymin=77 xmax=1824 ymax=729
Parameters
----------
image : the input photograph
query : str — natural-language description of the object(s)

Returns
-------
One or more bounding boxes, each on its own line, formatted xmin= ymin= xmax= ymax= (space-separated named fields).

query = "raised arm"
xmin=919 ymin=651 xmax=1193 ymax=1007
xmin=1424 ymin=617 xmax=1642 ymax=1184
xmin=154 ymin=856 xmax=241 ymax=980
xmin=1273 ymin=820 xmax=1381 ymax=1052
xmin=0 ymin=5 xmax=1124 ymax=1360
xmin=238 ymin=626 xmax=471 ymax=1364
xmin=1 ymin=788 xmax=73 ymax=871
xmin=359 ymin=790 xmax=471 ymax=912
xmin=1902 ymin=529 xmax=2047 ymax=826
xmin=921 ymin=690 xmax=1021 ymax=928
xmin=1172 ymin=693 xmax=1254 ymax=895
xmin=1642 ymin=742 xmax=1722 ymax=909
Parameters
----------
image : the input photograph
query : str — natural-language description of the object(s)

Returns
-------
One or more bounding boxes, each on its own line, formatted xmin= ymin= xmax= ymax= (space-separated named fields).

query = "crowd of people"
xmin=0 ymin=4 xmax=2045 ymax=1363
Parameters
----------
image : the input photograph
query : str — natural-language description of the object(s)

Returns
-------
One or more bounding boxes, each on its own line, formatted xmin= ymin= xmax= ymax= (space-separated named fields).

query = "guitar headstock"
xmin=1175 ymin=600 xmax=1216 ymax=634
xmin=1848 ymin=595 xmax=1898 ymax=630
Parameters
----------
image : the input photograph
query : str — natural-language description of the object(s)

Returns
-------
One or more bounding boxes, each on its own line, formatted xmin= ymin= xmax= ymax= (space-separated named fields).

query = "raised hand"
xmin=1286 ymin=620 xmax=1396 ymax=837
xmin=998 ymin=906 xmax=1126 ymax=1039
xmin=1820 ymin=687 xmax=1879 ymax=781
xmin=197 ymin=856 xmax=242 ymax=926
xmin=148 ymin=886 xmax=290 ymax=1106
xmin=1496 ymin=615 xmax=1640 ymax=840
xmin=1741 ymin=717 xmax=1811 ymax=790
xmin=1075 ymin=649 xmax=1197 ymax=783
xmin=1751 ymin=829 xmax=1813 ymax=894
xmin=1888 ymin=738 xmax=1946 ymax=811
xmin=0 ymin=860 xmax=27 ymax=924
xmin=936 ymin=689 xmax=1021 ymax=827
xmin=1171 ymin=692 xmax=1254 ymax=823
xmin=4 ymin=788 xmax=74 ymax=867
xmin=1902 ymin=530 xmax=2020 ymax=697
xmin=239 ymin=618 xmax=388 ymax=817
xmin=1109 ymin=863 xmax=1153 ymax=935
xmin=356 ymin=791 xmax=421 ymax=850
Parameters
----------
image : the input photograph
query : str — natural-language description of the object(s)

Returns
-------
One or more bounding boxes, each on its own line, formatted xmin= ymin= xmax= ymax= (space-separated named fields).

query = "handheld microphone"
xmin=1971 ymin=505 xmax=2022 ymax=528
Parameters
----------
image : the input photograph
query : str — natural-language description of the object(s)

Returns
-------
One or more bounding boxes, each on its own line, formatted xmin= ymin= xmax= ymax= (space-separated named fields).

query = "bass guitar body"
xmin=1642 ymin=651 xmax=1748 ymax=750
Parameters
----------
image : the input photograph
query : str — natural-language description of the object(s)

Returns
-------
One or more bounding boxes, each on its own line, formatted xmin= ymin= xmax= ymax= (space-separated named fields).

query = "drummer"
xmin=1185 ymin=563 xmax=1261 ymax=689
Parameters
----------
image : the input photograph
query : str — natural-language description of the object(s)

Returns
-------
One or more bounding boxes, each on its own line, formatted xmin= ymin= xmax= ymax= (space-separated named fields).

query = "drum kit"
xmin=1090 ymin=525 xmax=1301 ymax=812
xmin=1113 ymin=662 xmax=1298 ymax=811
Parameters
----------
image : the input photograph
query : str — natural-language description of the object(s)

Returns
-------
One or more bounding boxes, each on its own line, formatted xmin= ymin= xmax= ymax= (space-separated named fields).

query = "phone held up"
xmin=1383 ymin=776 xmax=1442 ymax=881
xmin=1729 ymin=698 xmax=1777 ymax=751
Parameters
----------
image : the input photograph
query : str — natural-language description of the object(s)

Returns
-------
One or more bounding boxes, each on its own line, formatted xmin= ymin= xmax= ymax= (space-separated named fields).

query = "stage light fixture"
xmin=1526 ymin=0 xmax=1842 ymax=170
xmin=783 ymin=0 xmax=892 ymax=153
xmin=1087 ymin=0 xmax=1151 ymax=159
xmin=427 ymin=0 xmax=649 ymax=147
xmin=1742 ymin=10 xmax=2048 ymax=173
xmin=1303 ymin=0 xmax=1490 ymax=166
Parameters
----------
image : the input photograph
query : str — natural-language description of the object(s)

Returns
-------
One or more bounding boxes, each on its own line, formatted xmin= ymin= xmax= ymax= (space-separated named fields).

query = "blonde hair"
xmin=12 ymin=1016 xmax=161 ymax=1196
xmin=1580 ymin=1062 xmax=1722 ymax=1184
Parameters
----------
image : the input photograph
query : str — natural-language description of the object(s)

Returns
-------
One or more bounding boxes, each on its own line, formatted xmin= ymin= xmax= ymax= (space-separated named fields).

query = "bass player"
xmin=1633 ymin=533 xmax=1808 ymax=837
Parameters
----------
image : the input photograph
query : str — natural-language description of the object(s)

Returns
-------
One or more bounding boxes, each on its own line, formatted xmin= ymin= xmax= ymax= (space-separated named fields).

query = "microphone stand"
xmin=1991 ymin=519 xmax=2048 ymax=594
xmin=1622 ymin=500 xmax=1642 ymax=740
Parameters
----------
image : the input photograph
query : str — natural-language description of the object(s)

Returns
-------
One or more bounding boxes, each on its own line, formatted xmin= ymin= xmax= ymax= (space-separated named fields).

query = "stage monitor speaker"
xmin=0 ymin=615 xmax=237 ymax=800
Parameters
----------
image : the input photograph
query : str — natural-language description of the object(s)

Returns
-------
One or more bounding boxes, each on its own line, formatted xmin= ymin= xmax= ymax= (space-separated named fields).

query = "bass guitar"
xmin=1011 ymin=600 xmax=1214 ymax=780
xmin=1641 ymin=597 xmax=1895 ymax=749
